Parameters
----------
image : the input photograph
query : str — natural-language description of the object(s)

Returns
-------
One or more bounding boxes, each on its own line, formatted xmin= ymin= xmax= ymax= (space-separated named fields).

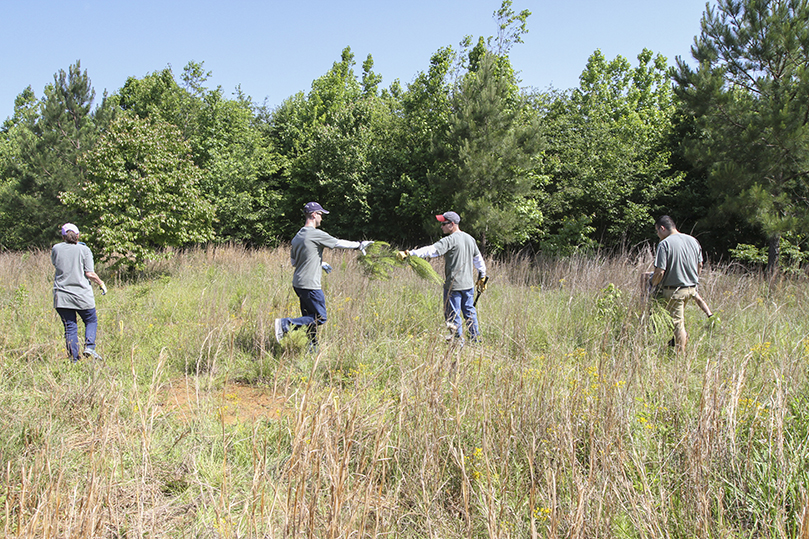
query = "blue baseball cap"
xmin=303 ymin=202 xmax=329 ymax=215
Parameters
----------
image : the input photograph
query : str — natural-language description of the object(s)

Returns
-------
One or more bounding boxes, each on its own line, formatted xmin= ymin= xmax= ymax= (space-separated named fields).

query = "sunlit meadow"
xmin=1 ymin=245 xmax=808 ymax=538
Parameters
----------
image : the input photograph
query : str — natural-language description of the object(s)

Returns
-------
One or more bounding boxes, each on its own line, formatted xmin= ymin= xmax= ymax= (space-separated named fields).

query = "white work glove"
xmin=322 ymin=263 xmax=332 ymax=274
xmin=99 ymin=282 xmax=108 ymax=295
xmin=358 ymin=240 xmax=374 ymax=255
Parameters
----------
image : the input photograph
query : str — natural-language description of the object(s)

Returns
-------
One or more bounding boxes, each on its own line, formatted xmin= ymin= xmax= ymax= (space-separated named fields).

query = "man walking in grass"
xmin=52 ymin=223 xmax=108 ymax=362
xmin=650 ymin=215 xmax=705 ymax=353
xmin=398 ymin=211 xmax=487 ymax=345
xmin=274 ymin=202 xmax=372 ymax=351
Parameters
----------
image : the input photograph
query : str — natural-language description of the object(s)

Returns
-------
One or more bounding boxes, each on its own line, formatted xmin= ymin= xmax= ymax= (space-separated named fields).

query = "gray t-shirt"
xmin=52 ymin=242 xmax=96 ymax=310
xmin=290 ymin=227 xmax=339 ymax=290
xmin=655 ymin=233 xmax=703 ymax=287
xmin=433 ymin=231 xmax=481 ymax=291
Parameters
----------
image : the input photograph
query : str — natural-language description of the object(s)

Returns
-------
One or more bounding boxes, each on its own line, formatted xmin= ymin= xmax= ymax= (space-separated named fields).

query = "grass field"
xmin=1 ymin=244 xmax=808 ymax=538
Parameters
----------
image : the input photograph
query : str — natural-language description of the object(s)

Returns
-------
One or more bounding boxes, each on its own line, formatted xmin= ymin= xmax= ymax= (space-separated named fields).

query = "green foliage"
xmin=390 ymin=47 xmax=455 ymax=242
xmin=441 ymin=50 xmax=543 ymax=252
xmin=491 ymin=0 xmax=531 ymax=55
xmin=115 ymin=63 xmax=284 ymax=246
xmin=194 ymin=91 xmax=283 ymax=245
xmin=538 ymin=49 xmax=681 ymax=247
xmin=7 ymin=0 xmax=799 ymax=265
xmin=0 ymin=62 xmax=98 ymax=248
xmin=729 ymin=234 xmax=809 ymax=274
xmin=356 ymin=241 xmax=401 ymax=280
xmin=64 ymin=114 xmax=214 ymax=270
xmin=405 ymin=255 xmax=443 ymax=284
xmin=357 ymin=241 xmax=442 ymax=284
xmin=266 ymin=47 xmax=378 ymax=240
xmin=728 ymin=243 xmax=767 ymax=266
xmin=539 ymin=214 xmax=597 ymax=256
xmin=674 ymin=0 xmax=809 ymax=269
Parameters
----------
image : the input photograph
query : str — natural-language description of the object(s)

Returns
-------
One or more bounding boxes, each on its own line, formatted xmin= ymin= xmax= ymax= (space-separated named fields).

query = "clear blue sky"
xmin=2 ymin=0 xmax=711 ymax=122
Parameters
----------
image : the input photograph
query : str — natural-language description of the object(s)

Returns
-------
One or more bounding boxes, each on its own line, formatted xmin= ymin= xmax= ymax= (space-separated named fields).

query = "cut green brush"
xmin=357 ymin=241 xmax=442 ymax=284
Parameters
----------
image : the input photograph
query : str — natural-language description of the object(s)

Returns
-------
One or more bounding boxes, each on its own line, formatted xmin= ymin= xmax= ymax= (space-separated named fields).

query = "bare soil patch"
xmin=158 ymin=378 xmax=287 ymax=425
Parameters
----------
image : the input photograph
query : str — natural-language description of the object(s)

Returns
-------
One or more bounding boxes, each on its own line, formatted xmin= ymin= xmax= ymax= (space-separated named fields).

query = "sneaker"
xmin=274 ymin=318 xmax=285 ymax=343
xmin=83 ymin=348 xmax=103 ymax=361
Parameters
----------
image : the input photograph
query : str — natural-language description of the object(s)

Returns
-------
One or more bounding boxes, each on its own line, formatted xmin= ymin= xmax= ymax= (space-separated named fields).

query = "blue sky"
xmin=2 ymin=0 xmax=711 ymax=121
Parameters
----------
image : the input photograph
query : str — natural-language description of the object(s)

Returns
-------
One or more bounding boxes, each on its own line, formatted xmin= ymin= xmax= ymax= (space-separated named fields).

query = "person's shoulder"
xmin=684 ymin=233 xmax=700 ymax=243
xmin=435 ymin=233 xmax=454 ymax=246
xmin=312 ymin=228 xmax=336 ymax=241
xmin=459 ymin=231 xmax=479 ymax=246
xmin=676 ymin=233 xmax=701 ymax=248
xmin=52 ymin=241 xmax=76 ymax=252
xmin=298 ymin=227 xmax=336 ymax=244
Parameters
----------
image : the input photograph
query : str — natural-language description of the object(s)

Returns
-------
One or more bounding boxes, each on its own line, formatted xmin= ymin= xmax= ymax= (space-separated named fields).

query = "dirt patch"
xmin=158 ymin=378 xmax=287 ymax=425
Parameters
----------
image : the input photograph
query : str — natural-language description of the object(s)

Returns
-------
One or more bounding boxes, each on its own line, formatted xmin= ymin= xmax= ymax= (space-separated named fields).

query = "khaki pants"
xmin=661 ymin=286 xmax=697 ymax=333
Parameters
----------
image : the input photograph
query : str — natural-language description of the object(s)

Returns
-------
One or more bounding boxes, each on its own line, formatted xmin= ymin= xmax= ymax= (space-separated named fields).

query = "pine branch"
xmin=357 ymin=241 xmax=442 ymax=284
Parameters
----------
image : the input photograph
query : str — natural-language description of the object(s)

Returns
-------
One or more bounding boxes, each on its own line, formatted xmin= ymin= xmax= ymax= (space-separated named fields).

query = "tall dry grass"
xmin=1 ymin=244 xmax=808 ymax=537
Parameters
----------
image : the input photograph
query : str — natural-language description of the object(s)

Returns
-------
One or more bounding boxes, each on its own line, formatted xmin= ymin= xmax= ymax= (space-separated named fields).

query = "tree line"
xmin=1 ymin=0 xmax=807 ymax=271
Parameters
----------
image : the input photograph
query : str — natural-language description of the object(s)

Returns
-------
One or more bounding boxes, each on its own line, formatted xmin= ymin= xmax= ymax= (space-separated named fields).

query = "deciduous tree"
xmin=539 ymin=49 xmax=680 ymax=248
xmin=64 ymin=114 xmax=214 ymax=270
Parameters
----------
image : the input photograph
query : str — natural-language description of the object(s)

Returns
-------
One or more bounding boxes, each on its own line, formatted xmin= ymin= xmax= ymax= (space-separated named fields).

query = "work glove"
xmin=396 ymin=250 xmax=409 ymax=262
xmin=99 ymin=282 xmax=108 ymax=295
xmin=322 ymin=263 xmax=332 ymax=274
xmin=358 ymin=240 xmax=374 ymax=255
xmin=475 ymin=276 xmax=488 ymax=294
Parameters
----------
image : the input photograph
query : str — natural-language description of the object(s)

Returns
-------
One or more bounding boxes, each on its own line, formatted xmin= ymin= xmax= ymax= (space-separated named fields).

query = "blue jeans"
xmin=281 ymin=288 xmax=328 ymax=347
xmin=56 ymin=308 xmax=97 ymax=362
xmin=443 ymin=288 xmax=479 ymax=341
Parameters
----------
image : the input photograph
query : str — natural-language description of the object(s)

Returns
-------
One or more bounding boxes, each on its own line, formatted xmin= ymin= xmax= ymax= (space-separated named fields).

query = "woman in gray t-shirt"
xmin=52 ymin=223 xmax=107 ymax=362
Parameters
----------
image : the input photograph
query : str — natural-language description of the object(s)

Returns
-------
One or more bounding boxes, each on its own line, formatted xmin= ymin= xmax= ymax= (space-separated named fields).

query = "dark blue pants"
xmin=56 ymin=307 xmax=97 ymax=362
xmin=443 ymin=288 xmax=479 ymax=341
xmin=282 ymin=288 xmax=327 ymax=347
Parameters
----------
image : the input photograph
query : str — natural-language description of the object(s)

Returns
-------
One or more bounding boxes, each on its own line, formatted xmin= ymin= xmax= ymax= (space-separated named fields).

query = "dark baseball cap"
xmin=303 ymin=202 xmax=329 ymax=214
xmin=436 ymin=211 xmax=460 ymax=224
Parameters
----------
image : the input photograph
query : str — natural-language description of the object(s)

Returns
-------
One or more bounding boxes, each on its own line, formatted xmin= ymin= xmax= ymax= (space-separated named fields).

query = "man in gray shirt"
xmin=399 ymin=211 xmax=487 ymax=344
xmin=650 ymin=215 xmax=704 ymax=352
xmin=274 ymin=202 xmax=372 ymax=351
xmin=52 ymin=223 xmax=107 ymax=362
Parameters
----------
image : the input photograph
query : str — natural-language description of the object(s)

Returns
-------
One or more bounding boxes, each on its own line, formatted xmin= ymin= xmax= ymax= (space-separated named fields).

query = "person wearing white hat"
xmin=51 ymin=223 xmax=107 ymax=362
xmin=274 ymin=202 xmax=373 ymax=351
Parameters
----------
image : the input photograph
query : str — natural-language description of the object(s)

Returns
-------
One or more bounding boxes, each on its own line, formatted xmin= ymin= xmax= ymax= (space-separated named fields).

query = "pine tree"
xmin=673 ymin=0 xmax=809 ymax=269
xmin=441 ymin=48 xmax=543 ymax=252
xmin=0 ymin=62 xmax=97 ymax=248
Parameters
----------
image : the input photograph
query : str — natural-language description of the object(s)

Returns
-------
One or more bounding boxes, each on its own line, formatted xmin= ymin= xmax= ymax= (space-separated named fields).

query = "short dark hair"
xmin=64 ymin=230 xmax=79 ymax=244
xmin=655 ymin=215 xmax=676 ymax=231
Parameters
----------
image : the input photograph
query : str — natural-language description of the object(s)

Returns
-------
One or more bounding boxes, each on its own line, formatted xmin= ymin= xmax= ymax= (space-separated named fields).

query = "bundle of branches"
xmin=357 ymin=241 xmax=442 ymax=284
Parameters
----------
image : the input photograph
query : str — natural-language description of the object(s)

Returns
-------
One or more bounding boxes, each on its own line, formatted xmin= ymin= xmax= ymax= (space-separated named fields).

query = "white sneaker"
xmin=83 ymin=348 xmax=103 ymax=361
xmin=274 ymin=319 xmax=285 ymax=343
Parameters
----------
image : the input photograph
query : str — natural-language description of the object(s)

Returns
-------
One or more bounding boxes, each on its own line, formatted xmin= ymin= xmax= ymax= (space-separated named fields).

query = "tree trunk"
xmin=767 ymin=233 xmax=781 ymax=274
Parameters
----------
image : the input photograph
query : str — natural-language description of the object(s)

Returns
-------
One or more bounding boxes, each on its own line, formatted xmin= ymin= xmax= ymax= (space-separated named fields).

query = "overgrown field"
xmin=2 ymin=245 xmax=809 ymax=538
